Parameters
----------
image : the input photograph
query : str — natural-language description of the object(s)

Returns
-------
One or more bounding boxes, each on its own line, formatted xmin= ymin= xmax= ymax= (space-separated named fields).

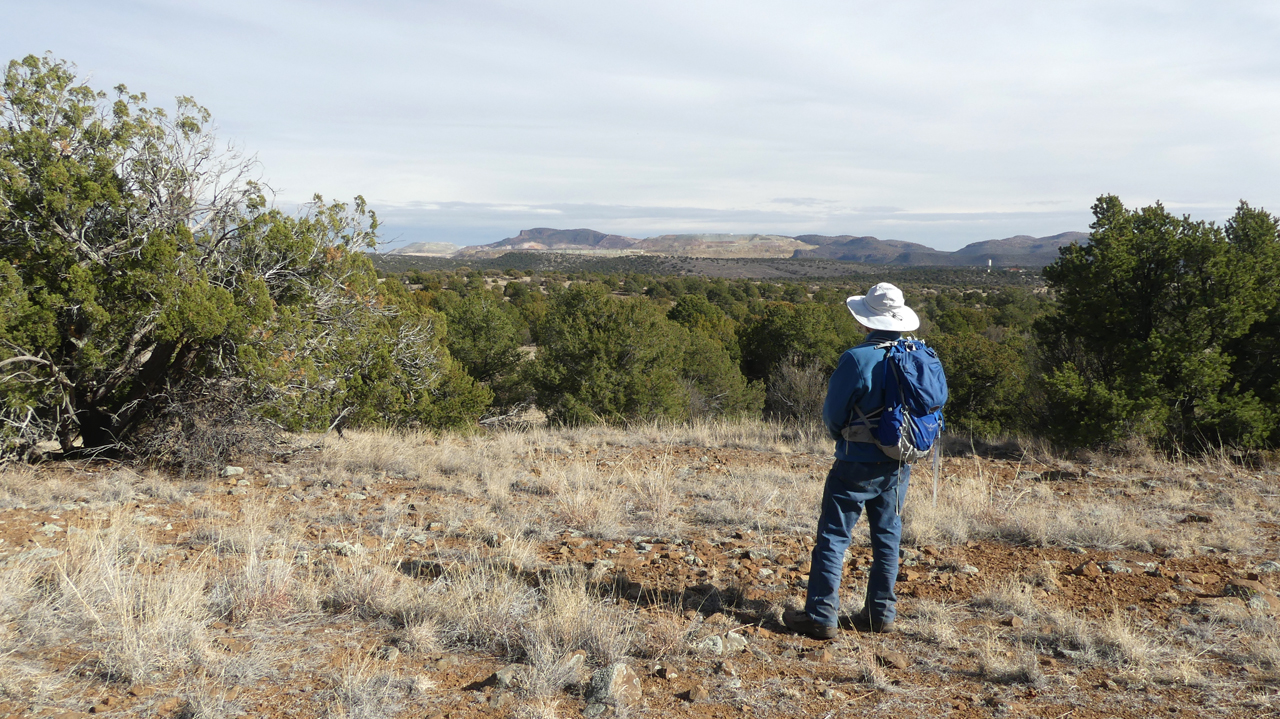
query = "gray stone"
xmin=325 ymin=541 xmax=364 ymax=557
xmin=221 ymin=466 xmax=245 ymax=477
xmin=375 ymin=645 xmax=400 ymax=661
xmin=583 ymin=703 xmax=612 ymax=718
xmin=958 ymin=564 xmax=980 ymax=575
xmin=344 ymin=492 xmax=367 ymax=501
xmin=723 ymin=632 xmax=748 ymax=653
xmin=491 ymin=663 xmax=525 ymax=689
xmin=1257 ymin=561 xmax=1280 ymax=574
xmin=408 ymin=533 xmax=429 ymax=545
xmin=37 ymin=523 xmax=63 ymax=535
xmin=695 ymin=635 xmax=724 ymax=655
xmin=1102 ymin=561 xmax=1132 ymax=574
xmin=589 ymin=663 xmax=642 ymax=707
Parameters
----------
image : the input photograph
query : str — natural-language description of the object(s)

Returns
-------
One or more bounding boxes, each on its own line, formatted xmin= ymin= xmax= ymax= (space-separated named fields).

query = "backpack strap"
xmin=840 ymin=339 xmax=898 ymax=443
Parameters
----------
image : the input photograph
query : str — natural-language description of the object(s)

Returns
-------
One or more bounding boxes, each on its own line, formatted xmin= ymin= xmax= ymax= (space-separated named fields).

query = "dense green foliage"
xmin=9 ymin=57 xmax=1278 ymax=458
xmin=0 ymin=55 xmax=485 ymax=459
xmin=1037 ymin=196 xmax=1280 ymax=448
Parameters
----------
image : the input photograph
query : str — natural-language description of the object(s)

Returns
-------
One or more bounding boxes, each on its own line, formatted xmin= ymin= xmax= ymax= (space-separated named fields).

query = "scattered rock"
xmin=805 ymin=647 xmax=834 ymax=663
xmin=1247 ymin=594 xmax=1280 ymax=612
xmin=344 ymin=492 xmax=367 ymax=501
xmin=488 ymin=691 xmax=515 ymax=709
xmin=1257 ymin=561 xmax=1280 ymax=574
xmin=583 ymin=703 xmax=613 ymax=718
xmin=1001 ymin=615 xmax=1024 ymax=628
xmin=325 ymin=541 xmax=364 ymax=557
xmin=1102 ymin=561 xmax=1132 ymax=574
xmin=1225 ymin=578 xmax=1271 ymax=599
xmin=1016 ymin=470 xmax=1039 ymax=481
xmin=876 ymin=650 xmax=910 ymax=670
xmin=823 ymin=688 xmax=848 ymax=700
xmin=374 ymin=645 xmax=400 ymax=662
xmin=657 ymin=665 xmax=678 ymax=680
xmin=780 ymin=648 xmax=798 ymax=659
xmin=1038 ymin=656 xmax=1057 ymax=667
xmin=687 ymin=684 xmax=710 ymax=703
xmin=37 ymin=523 xmax=63 ymax=535
xmin=898 ymin=569 xmax=922 ymax=582
xmin=489 ymin=663 xmax=526 ymax=689
xmin=561 ymin=650 xmax=587 ymax=679
xmin=958 ymin=564 xmax=980 ymax=576
xmin=695 ymin=635 xmax=724 ymax=655
xmin=211 ymin=636 xmax=251 ymax=653
xmin=126 ymin=686 xmax=155 ymax=699
xmin=435 ymin=655 xmax=461 ymax=669
xmin=156 ymin=697 xmax=183 ymax=714
xmin=716 ymin=660 xmax=737 ymax=677
xmin=1180 ymin=513 xmax=1213 ymax=524
xmin=1073 ymin=560 xmax=1102 ymax=578
xmin=589 ymin=663 xmax=642 ymax=707
xmin=723 ymin=631 xmax=748 ymax=653
xmin=221 ymin=466 xmax=245 ymax=477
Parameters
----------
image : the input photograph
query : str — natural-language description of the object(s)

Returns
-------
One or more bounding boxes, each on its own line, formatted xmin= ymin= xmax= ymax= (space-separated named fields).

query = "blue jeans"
xmin=804 ymin=459 xmax=910 ymax=627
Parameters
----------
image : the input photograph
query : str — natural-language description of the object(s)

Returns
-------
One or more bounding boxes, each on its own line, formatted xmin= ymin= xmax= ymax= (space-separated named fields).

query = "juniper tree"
xmin=0 ymin=55 xmax=483 ymax=459
xmin=1037 ymin=195 xmax=1280 ymax=448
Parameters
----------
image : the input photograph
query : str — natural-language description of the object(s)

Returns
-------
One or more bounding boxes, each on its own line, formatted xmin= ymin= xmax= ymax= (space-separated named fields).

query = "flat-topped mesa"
xmin=404 ymin=228 xmax=1089 ymax=265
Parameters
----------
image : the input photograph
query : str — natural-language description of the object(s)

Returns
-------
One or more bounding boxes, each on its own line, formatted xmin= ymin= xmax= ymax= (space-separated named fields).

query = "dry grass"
xmin=1 ymin=419 xmax=1276 ymax=717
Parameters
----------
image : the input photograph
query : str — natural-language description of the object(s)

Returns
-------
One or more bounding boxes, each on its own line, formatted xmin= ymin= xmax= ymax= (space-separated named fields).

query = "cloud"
xmin=9 ymin=1 xmax=1279 ymax=250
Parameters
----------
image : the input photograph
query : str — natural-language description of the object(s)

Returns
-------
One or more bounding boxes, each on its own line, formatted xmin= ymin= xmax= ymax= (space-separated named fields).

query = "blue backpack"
xmin=842 ymin=338 xmax=948 ymax=462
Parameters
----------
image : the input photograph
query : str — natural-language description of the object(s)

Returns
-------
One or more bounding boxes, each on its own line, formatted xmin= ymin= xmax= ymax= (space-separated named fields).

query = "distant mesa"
xmin=387 ymin=227 xmax=1087 ymax=266
xmin=387 ymin=242 xmax=462 ymax=257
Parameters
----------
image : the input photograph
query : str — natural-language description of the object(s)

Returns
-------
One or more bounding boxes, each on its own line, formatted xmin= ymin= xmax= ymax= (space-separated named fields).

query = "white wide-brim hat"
xmin=846 ymin=282 xmax=919 ymax=332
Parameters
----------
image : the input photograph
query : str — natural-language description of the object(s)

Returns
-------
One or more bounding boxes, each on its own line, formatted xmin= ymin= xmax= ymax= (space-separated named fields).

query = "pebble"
xmin=876 ymin=650 xmax=910 ymax=670
xmin=805 ymin=647 xmax=834 ymax=663
xmin=1073 ymin=560 xmax=1102 ymax=578
xmin=221 ymin=466 xmax=245 ymax=477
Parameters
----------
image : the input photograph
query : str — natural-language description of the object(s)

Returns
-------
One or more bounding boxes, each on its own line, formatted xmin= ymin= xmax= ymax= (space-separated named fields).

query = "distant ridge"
xmin=408 ymin=227 xmax=1087 ymax=266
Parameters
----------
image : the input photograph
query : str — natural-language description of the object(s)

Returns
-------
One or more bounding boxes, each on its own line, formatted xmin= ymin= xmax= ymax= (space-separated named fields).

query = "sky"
xmin=8 ymin=1 xmax=1280 ymax=250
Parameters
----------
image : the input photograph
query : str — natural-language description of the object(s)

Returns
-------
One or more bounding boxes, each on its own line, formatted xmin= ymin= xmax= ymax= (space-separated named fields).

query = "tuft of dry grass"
xmin=975 ymin=629 xmax=1046 ymax=686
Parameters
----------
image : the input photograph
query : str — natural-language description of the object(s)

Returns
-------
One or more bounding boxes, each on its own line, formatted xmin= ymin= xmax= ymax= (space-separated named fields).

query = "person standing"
xmin=783 ymin=282 xmax=920 ymax=639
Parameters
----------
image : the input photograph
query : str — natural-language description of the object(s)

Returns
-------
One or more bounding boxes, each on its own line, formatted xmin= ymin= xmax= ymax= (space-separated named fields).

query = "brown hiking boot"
xmin=782 ymin=609 xmax=838 ymax=640
xmin=842 ymin=609 xmax=896 ymax=634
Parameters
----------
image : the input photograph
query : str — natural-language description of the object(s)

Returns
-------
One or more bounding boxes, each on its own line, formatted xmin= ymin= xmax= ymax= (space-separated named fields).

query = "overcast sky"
xmin=9 ymin=1 xmax=1280 ymax=249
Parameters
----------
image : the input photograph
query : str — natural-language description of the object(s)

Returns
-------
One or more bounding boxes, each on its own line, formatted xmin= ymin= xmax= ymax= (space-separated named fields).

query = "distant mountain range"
xmin=388 ymin=228 xmax=1089 ymax=267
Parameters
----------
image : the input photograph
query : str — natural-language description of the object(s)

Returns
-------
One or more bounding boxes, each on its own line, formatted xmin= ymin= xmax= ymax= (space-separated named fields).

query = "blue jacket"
xmin=822 ymin=330 xmax=902 ymax=462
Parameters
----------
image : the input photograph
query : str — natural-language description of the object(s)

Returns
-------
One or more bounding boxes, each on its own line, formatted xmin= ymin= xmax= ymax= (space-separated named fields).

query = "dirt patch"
xmin=1 ymin=424 xmax=1278 ymax=717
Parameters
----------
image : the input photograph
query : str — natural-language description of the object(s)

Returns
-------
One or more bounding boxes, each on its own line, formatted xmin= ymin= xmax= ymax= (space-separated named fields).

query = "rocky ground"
xmin=1 ymin=422 xmax=1278 ymax=718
